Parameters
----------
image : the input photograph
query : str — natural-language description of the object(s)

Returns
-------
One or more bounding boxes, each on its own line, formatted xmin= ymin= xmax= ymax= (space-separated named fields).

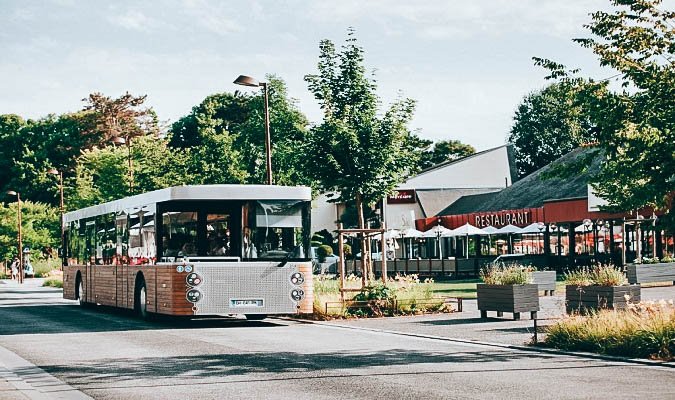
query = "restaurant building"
xmin=414 ymin=147 xmax=673 ymax=270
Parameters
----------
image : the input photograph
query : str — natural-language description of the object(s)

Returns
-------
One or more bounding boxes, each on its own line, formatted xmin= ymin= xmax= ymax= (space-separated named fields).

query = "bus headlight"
xmin=186 ymin=289 xmax=202 ymax=303
xmin=291 ymin=289 xmax=304 ymax=301
xmin=290 ymin=272 xmax=304 ymax=285
xmin=186 ymin=272 xmax=202 ymax=286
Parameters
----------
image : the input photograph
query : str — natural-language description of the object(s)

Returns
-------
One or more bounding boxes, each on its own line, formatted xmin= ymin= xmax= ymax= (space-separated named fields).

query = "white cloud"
xmin=180 ymin=0 xmax=242 ymax=35
xmin=108 ymin=9 xmax=164 ymax=32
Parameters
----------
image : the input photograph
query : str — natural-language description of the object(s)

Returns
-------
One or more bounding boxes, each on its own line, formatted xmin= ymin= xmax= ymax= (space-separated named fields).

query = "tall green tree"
xmin=534 ymin=0 xmax=674 ymax=220
xmin=303 ymin=29 xmax=419 ymax=277
xmin=419 ymin=139 xmax=476 ymax=170
xmin=508 ymin=82 xmax=600 ymax=177
xmin=0 ymin=201 xmax=59 ymax=261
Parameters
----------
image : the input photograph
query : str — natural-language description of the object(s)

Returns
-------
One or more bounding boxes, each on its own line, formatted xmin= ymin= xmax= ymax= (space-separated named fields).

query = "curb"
xmin=278 ymin=317 xmax=674 ymax=369
xmin=0 ymin=345 xmax=92 ymax=399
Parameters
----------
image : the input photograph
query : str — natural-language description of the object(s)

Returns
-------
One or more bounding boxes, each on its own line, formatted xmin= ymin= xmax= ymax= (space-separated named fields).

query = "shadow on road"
xmin=415 ymin=317 xmax=518 ymax=326
xmin=0 ymin=305 xmax=284 ymax=336
xmin=36 ymin=348 xmax=587 ymax=388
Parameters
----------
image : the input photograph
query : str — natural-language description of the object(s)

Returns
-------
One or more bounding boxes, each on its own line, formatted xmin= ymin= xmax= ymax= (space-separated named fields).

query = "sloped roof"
xmin=437 ymin=147 xmax=601 ymax=216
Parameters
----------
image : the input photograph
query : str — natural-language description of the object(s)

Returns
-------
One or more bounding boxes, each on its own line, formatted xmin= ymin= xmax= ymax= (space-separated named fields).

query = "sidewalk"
xmin=321 ymin=285 xmax=675 ymax=346
xmin=0 ymin=280 xmax=91 ymax=399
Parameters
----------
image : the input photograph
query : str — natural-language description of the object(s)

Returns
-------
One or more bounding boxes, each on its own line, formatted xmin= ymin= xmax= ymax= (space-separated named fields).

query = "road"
xmin=0 ymin=280 xmax=673 ymax=400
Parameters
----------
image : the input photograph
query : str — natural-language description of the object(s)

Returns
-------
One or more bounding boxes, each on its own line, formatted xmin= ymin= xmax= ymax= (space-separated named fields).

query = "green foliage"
xmin=43 ymin=277 xmax=63 ymax=288
xmin=316 ymin=245 xmax=333 ymax=263
xmin=418 ymin=139 xmax=476 ymax=170
xmin=544 ymin=301 xmax=675 ymax=360
xmin=508 ymin=82 xmax=600 ymax=177
xmin=480 ymin=263 xmax=532 ymax=285
xmin=0 ymin=201 xmax=59 ymax=261
xmin=303 ymin=28 xmax=420 ymax=214
xmin=564 ymin=264 xmax=627 ymax=286
xmin=533 ymin=0 xmax=675 ymax=219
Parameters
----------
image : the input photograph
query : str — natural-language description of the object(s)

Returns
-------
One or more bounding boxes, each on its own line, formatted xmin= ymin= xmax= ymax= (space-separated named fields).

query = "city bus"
xmin=62 ymin=185 xmax=313 ymax=319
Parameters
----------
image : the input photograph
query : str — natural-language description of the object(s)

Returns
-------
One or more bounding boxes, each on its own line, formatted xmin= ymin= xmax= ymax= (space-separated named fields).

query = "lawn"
xmin=429 ymin=279 xmax=480 ymax=299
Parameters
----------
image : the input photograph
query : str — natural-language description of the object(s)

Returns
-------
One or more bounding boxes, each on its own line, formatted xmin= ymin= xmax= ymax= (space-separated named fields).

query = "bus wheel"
xmin=135 ymin=278 xmax=148 ymax=319
xmin=245 ymin=314 xmax=267 ymax=321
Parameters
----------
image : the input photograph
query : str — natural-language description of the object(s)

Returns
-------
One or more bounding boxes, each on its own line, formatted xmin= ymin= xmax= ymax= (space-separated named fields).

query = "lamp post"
xmin=6 ymin=191 xmax=23 ymax=284
xmin=234 ymin=74 xmax=273 ymax=185
xmin=47 ymin=168 xmax=65 ymax=268
xmin=583 ymin=218 xmax=592 ymax=254
xmin=111 ymin=136 xmax=133 ymax=194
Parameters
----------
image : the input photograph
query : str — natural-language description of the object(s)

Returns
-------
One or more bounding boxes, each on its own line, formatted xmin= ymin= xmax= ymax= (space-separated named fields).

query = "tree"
xmin=169 ymin=76 xmax=310 ymax=186
xmin=534 ymin=0 xmax=675 ymax=220
xmin=508 ymin=82 xmax=600 ymax=177
xmin=83 ymin=92 xmax=159 ymax=142
xmin=419 ymin=139 xmax=476 ymax=170
xmin=0 ymin=201 xmax=59 ymax=262
xmin=304 ymin=29 xmax=420 ymax=279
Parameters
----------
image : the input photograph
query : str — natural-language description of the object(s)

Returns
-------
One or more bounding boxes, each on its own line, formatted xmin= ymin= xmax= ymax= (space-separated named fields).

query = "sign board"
xmin=473 ymin=210 xmax=532 ymax=228
xmin=387 ymin=190 xmax=416 ymax=204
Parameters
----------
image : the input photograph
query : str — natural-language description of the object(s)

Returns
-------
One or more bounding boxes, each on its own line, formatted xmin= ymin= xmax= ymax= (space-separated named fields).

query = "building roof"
xmin=437 ymin=147 xmax=602 ymax=216
xmin=409 ymin=144 xmax=516 ymax=181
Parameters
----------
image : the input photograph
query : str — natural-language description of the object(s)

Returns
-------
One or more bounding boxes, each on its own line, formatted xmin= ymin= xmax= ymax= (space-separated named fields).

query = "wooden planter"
xmin=565 ymin=285 xmax=641 ymax=314
xmin=626 ymin=262 xmax=675 ymax=285
xmin=477 ymin=284 xmax=539 ymax=320
xmin=531 ymin=271 xmax=556 ymax=296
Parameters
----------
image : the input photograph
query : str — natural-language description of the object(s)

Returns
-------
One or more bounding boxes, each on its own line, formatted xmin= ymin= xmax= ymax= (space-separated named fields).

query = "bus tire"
xmin=245 ymin=314 xmax=267 ymax=321
xmin=134 ymin=275 xmax=148 ymax=319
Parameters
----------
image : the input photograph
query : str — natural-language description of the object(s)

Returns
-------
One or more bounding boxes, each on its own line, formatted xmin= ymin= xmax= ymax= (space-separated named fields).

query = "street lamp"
xmin=6 ymin=190 xmax=23 ymax=284
xmin=111 ymin=136 xmax=133 ymax=194
xmin=234 ymin=74 xmax=273 ymax=185
xmin=47 ymin=168 xmax=65 ymax=268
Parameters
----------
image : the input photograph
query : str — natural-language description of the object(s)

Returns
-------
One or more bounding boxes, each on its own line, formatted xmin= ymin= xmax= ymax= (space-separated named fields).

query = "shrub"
xmin=544 ymin=300 xmax=675 ymax=360
xmin=43 ymin=277 xmax=63 ymax=288
xmin=480 ymin=263 xmax=531 ymax=285
xmin=564 ymin=264 xmax=627 ymax=286
xmin=663 ymin=255 xmax=675 ymax=263
xmin=316 ymin=245 xmax=333 ymax=263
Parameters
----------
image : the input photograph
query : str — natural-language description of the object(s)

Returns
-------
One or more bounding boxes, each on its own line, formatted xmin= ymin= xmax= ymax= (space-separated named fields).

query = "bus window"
xmin=206 ymin=213 xmax=231 ymax=256
xmin=251 ymin=201 xmax=307 ymax=259
xmin=161 ymin=211 xmax=198 ymax=260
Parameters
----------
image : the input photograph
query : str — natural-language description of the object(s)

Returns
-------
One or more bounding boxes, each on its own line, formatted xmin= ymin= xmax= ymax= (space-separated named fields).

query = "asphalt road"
xmin=0 ymin=280 xmax=673 ymax=400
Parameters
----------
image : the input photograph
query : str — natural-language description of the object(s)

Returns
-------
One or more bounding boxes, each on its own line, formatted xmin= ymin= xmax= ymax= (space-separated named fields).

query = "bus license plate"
xmin=230 ymin=299 xmax=264 ymax=307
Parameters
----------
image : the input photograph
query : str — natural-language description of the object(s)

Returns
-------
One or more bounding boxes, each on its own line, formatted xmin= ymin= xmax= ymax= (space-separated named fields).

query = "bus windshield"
xmin=244 ymin=200 xmax=309 ymax=260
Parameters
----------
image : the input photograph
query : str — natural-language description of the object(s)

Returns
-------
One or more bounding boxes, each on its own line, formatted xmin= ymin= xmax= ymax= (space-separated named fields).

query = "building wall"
xmin=402 ymin=146 xmax=513 ymax=189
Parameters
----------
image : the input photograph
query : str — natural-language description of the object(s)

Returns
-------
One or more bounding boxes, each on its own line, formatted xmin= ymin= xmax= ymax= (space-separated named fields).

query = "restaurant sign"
xmin=387 ymin=190 xmax=416 ymax=204
xmin=473 ymin=210 xmax=531 ymax=228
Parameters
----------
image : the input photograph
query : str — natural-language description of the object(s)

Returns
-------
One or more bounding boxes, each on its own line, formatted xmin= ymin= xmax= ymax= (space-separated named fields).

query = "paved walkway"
xmin=321 ymin=285 xmax=675 ymax=346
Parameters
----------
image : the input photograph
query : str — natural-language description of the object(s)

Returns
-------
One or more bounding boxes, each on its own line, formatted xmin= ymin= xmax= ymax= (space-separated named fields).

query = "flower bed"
xmin=626 ymin=262 xmax=675 ymax=285
xmin=477 ymin=264 xmax=539 ymax=320
xmin=564 ymin=264 xmax=640 ymax=314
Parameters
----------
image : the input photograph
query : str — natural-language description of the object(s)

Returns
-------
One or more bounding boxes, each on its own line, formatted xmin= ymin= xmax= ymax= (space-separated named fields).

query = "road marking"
xmin=0 ymin=345 xmax=93 ymax=400
xmin=278 ymin=318 xmax=675 ymax=370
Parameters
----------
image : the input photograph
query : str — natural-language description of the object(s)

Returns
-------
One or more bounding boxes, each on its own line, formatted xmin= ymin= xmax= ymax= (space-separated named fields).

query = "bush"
xmin=316 ymin=245 xmax=333 ymax=263
xmin=480 ymin=263 xmax=531 ymax=285
xmin=544 ymin=300 xmax=675 ymax=360
xmin=564 ymin=264 xmax=627 ymax=286
xmin=43 ymin=277 xmax=63 ymax=288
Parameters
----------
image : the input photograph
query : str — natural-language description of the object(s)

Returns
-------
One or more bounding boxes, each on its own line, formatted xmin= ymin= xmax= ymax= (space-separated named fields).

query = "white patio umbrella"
xmin=449 ymin=223 xmax=488 ymax=258
xmin=422 ymin=225 xmax=453 ymax=259
xmin=494 ymin=224 xmax=523 ymax=254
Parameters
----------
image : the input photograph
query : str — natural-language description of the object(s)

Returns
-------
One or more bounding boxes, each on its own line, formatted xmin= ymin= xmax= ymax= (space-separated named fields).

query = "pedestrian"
xmin=9 ymin=257 xmax=19 ymax=280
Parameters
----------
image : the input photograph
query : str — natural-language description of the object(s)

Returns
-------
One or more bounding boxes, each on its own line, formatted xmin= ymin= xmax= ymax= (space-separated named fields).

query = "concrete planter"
xmin=626 ymin=262 xmax=675 ymax=285
xmin=477 ymin=283 xmax=539 ymax=320
xmin=565 ymin=285 xmax=641 ymax=314
xmin=531 ymin=271 xmax=556 ymax=295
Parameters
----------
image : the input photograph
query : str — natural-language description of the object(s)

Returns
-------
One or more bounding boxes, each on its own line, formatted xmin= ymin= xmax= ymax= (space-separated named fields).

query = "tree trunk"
xmin=355 ymin=193 xmax=370 ymax=285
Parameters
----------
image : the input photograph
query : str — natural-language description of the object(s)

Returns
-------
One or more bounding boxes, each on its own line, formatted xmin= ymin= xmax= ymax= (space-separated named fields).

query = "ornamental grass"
xmin=480 ymin=263 xmax=531 ymax=285
xmin=563 ymin=264 xmax=627 ymax=286
xmin=544 ymin=300 xmax=675 ymax=360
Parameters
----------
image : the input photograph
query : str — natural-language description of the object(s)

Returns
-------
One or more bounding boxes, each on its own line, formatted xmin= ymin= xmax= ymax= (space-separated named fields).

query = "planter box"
xmin=565 ymin=285 xmax=641 ymax=314
xmin=531 ymin=271 xmax=556 ymax=295
xmin=477 ymin=284 xmax=539 ymax=320
xmin=626 ymin=262 xmax=675 ymax=285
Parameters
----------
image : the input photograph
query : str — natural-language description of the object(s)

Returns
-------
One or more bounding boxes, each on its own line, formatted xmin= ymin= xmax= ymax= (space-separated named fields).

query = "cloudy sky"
xmin=1 ymin=0 xmax=624 ymax=150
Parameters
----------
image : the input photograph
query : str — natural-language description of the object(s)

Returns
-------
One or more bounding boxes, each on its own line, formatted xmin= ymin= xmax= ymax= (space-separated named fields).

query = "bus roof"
xmin=64 ymin=184 xmax=312 ymax=223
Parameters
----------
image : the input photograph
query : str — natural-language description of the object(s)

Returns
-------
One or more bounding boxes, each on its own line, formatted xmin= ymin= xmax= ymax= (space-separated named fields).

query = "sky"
xmin=0 ymin=0 xmax=626 ymax=150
